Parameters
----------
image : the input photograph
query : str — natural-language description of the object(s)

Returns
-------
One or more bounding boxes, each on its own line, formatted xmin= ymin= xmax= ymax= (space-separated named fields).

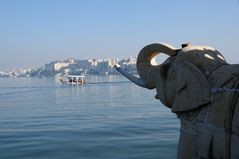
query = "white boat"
xmin=60 ymin=75 xmax=86 ymax=85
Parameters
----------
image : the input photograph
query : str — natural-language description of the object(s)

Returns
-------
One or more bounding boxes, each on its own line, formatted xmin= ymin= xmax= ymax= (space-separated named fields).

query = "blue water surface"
xmin=0 ymin=76 xmax=179 ymax=159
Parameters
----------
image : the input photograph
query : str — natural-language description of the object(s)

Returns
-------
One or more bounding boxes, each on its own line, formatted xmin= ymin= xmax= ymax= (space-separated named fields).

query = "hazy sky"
xmin=0 ymin=0 xmax=238 ymax=70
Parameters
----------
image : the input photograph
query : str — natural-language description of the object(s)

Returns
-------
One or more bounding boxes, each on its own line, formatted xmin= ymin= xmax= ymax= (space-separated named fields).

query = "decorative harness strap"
xmin=224 ymin=78 xmax=239 ymax=159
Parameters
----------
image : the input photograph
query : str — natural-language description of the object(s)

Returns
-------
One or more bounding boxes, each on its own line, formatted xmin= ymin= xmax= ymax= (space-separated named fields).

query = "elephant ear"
xmin=171 ymin=61 xmax=211 ymax=112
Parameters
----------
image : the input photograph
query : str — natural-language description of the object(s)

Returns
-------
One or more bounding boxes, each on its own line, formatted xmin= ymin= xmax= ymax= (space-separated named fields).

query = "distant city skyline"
xmin=0 ymin=0 xmax=239 ymax=71
xmin=0 ymin=56 xmax=137 ymax=77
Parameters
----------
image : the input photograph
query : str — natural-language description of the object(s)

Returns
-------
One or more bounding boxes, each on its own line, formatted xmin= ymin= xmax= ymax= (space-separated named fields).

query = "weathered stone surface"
xmin=116 ymin=43 xmax=239 ymax=159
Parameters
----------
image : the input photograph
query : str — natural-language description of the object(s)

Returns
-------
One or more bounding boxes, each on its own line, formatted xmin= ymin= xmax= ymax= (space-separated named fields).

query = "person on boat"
xmin=78 ymin=79 xmax=82 ymax=84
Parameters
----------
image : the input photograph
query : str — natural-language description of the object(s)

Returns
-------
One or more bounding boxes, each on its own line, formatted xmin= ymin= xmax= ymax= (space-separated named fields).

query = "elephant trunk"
xmin=114 ymin=64 xmax=146 ymax=88
xmin=137 ymin=43 xmax=177 ymax=89
xmin=115 ymin=43 xmax=177 ymax=89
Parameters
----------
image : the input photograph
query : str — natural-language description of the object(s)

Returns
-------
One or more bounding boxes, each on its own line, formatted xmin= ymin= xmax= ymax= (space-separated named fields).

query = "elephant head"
xmin=115 ymin=43 xmax=227 ymax=112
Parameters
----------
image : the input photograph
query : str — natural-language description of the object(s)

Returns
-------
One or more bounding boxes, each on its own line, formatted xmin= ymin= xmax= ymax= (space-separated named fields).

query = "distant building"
xmin=0 ymin=57 xmax=137 ymax=77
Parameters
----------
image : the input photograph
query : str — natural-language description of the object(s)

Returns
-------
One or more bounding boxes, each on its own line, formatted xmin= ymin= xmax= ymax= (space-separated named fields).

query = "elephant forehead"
xmin=181 ymin=45 xmax=216 ymax=52
xmin=176 ymin=48 xmax=227 ymax=77
xmin=177 ymin=49 xmax=225 ymax=64
xmin=180 ymin=45 xmax=226 ymax=61
xmin=190 ymin=49 xmax=224 ymax=62
xmin=182 ymin=49 xmax=217 ymax=60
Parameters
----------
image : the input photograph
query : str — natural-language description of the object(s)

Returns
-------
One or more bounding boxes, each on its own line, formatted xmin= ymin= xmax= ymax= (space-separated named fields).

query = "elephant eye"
xmin=169 ymin=69 xmax=176 ymax=79
xmin=160 ymin=63 xmax=171 ymax=79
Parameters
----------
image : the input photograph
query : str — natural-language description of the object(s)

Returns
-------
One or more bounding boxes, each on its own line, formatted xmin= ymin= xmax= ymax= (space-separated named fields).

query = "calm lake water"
xmin=0 ymin=76 xmax=179 ymax=159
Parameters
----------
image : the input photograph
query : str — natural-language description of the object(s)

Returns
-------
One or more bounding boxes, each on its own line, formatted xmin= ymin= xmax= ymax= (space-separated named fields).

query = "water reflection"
xmin=0 ymin=76 xmax=179 ymax=159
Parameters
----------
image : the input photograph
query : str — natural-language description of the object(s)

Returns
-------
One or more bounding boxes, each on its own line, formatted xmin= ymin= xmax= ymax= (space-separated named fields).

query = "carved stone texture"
xmin=115 ymin=43 xmax=239 ymax=159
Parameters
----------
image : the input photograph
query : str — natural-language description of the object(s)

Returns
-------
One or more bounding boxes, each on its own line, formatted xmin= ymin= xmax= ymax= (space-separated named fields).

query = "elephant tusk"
xmin=114 ymin=64 xmax=146 ymax=88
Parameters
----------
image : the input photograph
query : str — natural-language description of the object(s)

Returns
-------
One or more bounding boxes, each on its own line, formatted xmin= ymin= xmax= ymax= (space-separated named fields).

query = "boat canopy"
xmin=67 ymin=75 xmax=85 ymax=79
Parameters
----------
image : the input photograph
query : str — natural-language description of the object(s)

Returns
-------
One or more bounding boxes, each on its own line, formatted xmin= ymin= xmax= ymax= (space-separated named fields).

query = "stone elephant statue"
xmin=115 ymin=43 xmax=239 ymax=159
